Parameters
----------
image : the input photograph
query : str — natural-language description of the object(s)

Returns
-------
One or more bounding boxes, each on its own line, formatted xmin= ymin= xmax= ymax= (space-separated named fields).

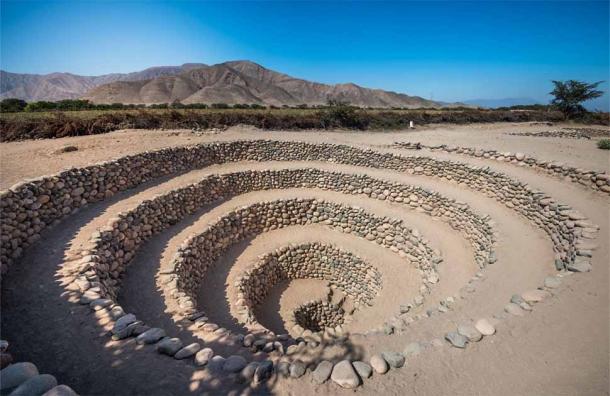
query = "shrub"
xmin=0 ymin=98 xmax=27 ymax=112
xmin=597 ymin=139 xmax=610 ymax=150
xmin=24 ymin=101 xmax=57 ymax=112
xmin=318 ymin=105 xmax=369 ymax=129
xmin=0 ymin=108 xmax=605 ymax=142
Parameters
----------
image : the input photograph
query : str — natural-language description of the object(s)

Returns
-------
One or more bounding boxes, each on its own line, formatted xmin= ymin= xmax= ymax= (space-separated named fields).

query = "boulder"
xmin=9 ymin=374 xmax=57 ymax=396
xmin=312 ymin=361 xmax=333 ymax=384
xmin=223 ymin=355 xmax=247 ymax=373
xmin=156 ymin=338 xmax=183 ymax=356
xmin=382 ymin=351 xmax=405 ymax=368
xmin=0 ymin=362 xmax=39 ymax=391
xmin=331 ymin=360 xmax=360 ymax=389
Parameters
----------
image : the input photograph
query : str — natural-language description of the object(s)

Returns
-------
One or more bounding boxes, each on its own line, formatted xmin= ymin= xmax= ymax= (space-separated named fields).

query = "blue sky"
xmin=1 ymin=1 xmax=608 ymax=108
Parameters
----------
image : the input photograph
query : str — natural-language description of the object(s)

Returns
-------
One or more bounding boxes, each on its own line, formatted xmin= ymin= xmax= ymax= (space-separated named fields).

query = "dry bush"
xmin=0 ymin=108 xmax=603 ymax=142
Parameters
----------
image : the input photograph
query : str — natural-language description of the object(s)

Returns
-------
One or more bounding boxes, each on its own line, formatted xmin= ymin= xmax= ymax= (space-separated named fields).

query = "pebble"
xmin=352 ymin=361 xmax=372 ymax=379
xmin=202 ymin=323 xmax=219 ymax=332
xmin=276 ymin=361 xmax=290 ymax=378
xmin=223 ymin=355 xmax=247 ymax=373
xmin=370 ymin=354 xmax=389 ymax=374
xmin=111 ymin=321 xmax=143 ymax=340
xmin=520 ymin=302 xmax=533 ymax=311
xmin=521 ymin=290 xmax=550 ymax=303
xmin=382 ymin=351 xmax=405 ymax=368
xmin=289 ymin=360 xmax=306 ymax=378
xmin=194 ymin=348 xmax=214 ymax=366
xmin=240 ymin=362 xmax=259 ymax=383
xmin=445 ymin=331 xmax=468 ymax=348
xmin=42 ymin=385 xmax=79 ymax=396
xmin=174 ymin=343 xmax=201 ymax=359
xmin=475 ymin=318 xmax=496 ymax=336
xmin=254 ymin=360 xmax=273 ymax=383
xmin=403 ymin=342 xmax=422 ymax=357
xmin=208 ymin=356 xmax=226 ymax=372
xmin=9 ymin=374 xmax=57 ymax=396
xmin=544 ymin=277 xmax=561 ymax=289
xmin=331 ymin=360 xmax=360 ymax=389
xmin=510 ymin=294 xmax=524 ymax=305
xmin=136 ymin=328 xmax=166 ymax=344
xmin=567 ymin=261 xmax=592 ymax=272
xmin=312 ymin=360 xmax=333 ymax=384
xmin=112 ymin=313 xmax=136 ymax=334
xmin=457 ymin=324 xmax=482 ymax=342
xmin=156 ymin=338 xmax=183 ymax=356
xmin=242 ymin=334 xmax=255 ymax=347
xmin=0 ymin=362 xmax=39 ymax=391
xmin=89 ymin=299 xmax=112 ymax=311
xmin=505 ymin=303 xmax=525 ymax=316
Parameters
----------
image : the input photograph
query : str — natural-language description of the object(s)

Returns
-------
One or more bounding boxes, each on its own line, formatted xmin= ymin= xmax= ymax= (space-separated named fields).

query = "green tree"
xmin=0 ymin=98 xmax=27 ymax=112
xmin=550 ymin=80 xmax=604 ymax=118
xmin=24 ymin=101 xmax=57 ymax=112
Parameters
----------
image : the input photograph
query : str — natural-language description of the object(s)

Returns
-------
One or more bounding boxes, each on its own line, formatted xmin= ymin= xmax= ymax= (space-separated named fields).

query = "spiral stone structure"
xmin=1 ymin=126 xmax=607 ymax=395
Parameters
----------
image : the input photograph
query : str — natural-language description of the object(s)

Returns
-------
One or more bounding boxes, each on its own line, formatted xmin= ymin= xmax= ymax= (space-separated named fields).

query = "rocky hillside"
xmin=82 ymin=61 xmax=442 ymax=108
xmin=0 ymin=64 xmax=206 ymax=101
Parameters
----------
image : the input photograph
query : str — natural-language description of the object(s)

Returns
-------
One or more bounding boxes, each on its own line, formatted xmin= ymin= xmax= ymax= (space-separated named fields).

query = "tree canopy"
xmin=550 ymin=80 xmax=604 ymax=118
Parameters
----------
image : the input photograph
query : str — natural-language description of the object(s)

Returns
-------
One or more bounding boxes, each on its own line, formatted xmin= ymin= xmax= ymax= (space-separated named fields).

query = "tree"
xmin=24 ymin=101 xmax=57 ymax=112
xmin=0 ymin=98 xmax=27 ymax=112
xmin=550 ymin=80 xmax=604 ymax=118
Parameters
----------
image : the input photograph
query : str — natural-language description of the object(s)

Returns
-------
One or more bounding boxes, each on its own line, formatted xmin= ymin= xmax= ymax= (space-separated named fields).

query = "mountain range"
xmin=1 ymin=61 xmax=447 ymax=108
xmin=0 ymin=64 xmax=206 ymax=102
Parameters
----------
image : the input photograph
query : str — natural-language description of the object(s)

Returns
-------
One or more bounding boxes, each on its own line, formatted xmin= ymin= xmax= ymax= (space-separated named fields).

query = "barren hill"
xmin=83 ymin=61 xmax=443 ymax=108
xmin=0 ymin=64 xmax=206 ymax=102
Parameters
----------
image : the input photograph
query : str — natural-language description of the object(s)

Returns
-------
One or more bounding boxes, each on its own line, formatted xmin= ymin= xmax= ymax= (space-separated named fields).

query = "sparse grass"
xmin=2 ymin=107 xmax=603 ymax=142
xmin=597 ymin=139 xmax=610 ymax=150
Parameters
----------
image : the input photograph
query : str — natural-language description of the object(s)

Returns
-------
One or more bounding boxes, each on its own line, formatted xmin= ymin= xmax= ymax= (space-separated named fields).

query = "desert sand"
xmin=1 ymin=122 xmax=608 ymax=395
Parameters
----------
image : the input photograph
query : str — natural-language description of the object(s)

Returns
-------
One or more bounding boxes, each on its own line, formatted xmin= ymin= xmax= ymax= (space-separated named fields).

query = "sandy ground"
xmin=1 ymin=122 xmax=608 ymax=190
xmin=0 ymin=123 xmax=608 ymax=396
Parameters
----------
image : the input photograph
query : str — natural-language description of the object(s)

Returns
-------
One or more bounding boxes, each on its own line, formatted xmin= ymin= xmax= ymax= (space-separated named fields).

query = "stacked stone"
xmin=394 ymin=141 xmax=610 ymax=194
xmin=74 ymin=167 xmax=494 ymax=304
xmin=509 ymin=128 xmax=610 ymax=139
xmin=0 ymin=140 xmax=600 ymax=391
xmin=292 ymin=300 xmax=345 ymax=332
xmin=0 ymin=340 xmax=78 ymax=395
xmin=0 ymin=139 xmax=542 ymax=270
xmin=3 ymin=139 xmax=591 ymax=307
xmin=234 ymin=243 xmax=382 ymax=325
xmin=167 ymin=198 xmax=438 ymax=319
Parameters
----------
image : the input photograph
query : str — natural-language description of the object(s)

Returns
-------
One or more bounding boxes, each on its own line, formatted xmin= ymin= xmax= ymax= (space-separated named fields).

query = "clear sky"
xmin=1 ymin=0 xmax=608 ymax=108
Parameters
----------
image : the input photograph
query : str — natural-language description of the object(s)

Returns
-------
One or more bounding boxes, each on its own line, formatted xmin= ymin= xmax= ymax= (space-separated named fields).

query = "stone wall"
xmin=234 ymin=242 xmax=382 ymax=326
xmin=394 ymin=141 xmax=610 ymax=194
xmin=509 ymin=128 xmax=610 ymax=140
xmin=0 ymin=139 xmax=598 ymax=391
xmin=73 ymin=167 xmax=496 ymax=305
xmin=167 ymin=198 xmax=437 ymax=320
xmin=292 ymin=300 xmax=345 ymax=332
xmin=2 ymin=139 xmax=594 ymax=283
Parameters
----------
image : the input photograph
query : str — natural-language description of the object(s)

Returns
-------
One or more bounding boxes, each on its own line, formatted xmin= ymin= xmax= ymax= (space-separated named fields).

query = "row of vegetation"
xmin=0 ymin=106 xmax=574 ymax=142
xmin=0 ymin=99 xmax=277 ymax=112
xmin=0 ymin=80 xmax=606 ymax=141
